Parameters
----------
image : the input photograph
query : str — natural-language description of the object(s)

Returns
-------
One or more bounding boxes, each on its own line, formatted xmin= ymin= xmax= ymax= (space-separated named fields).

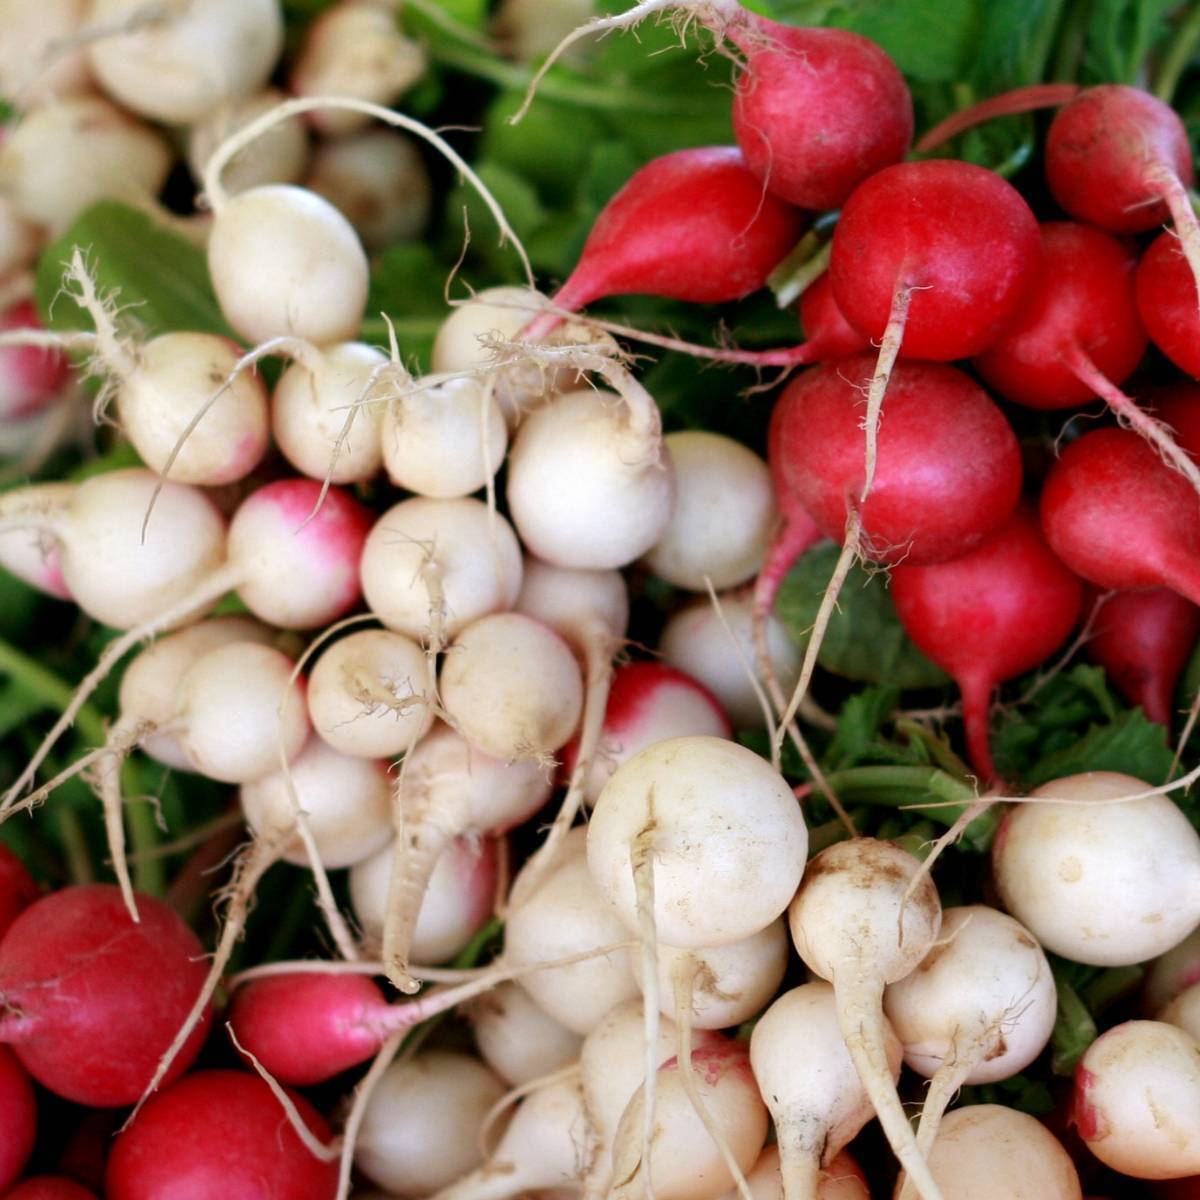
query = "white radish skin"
xmin=271 ymin=341 xmax=387 ymax=485
xmin=116 ymin=332 xmax=270 ymax=485
xmin=0 ymin=195 xmax=39 ymax=281
xmin=360 ymin=496 xmax=524 ymax=645
xmin=307 ymin=629 xmax=433 ymax=759
xmin=207 ymin=184 xmax=369 ymax=346
xmin=507 ymin=388 xmax=674 ymax=570
xmin=177 ymin=641 xmax=311 ymax=784
xmin=751 ymin=982 xmax=900 ymax=1200
xmin=660 ymin=592 xmax=801 ymax=730
xmin=789 ymin=839 xmax=944 ymax=1200
xmin=884 ymin=905 xmax=1057 ymax=1193
xmin=1145 ymin=925 xmax=1200 ymax=1015
xmin=87 ymin=0 xmax=282 ymax=124
xmin=899 ymin=1105 xmax=1081 ymax=1200
xmin=494 ymin=0 xmax=596 ymax=63
xmin=351 ymin=834 xmax=498 ymax=964
xmin=1161 ymin=980 xmax=1200 ymax=1043
xmin=382 ymin=374 xmax=507 ymax=499
xmin=1075 ymin=1020 xmax=1200 ymax=1179
xmin=189 ymin=88 xmax=309 ymax=197
xmin=0 ymin=481 xmax=72 ymax=599
xmin=587 ymin=736 xmax=807 ymax=948
xmin=430 ymin=1074 xmax=594 ymax=1200
xmin=0 ymin=0 xmax=91 ymax=105
xmin=291 ymin=2 xmax=426 ymax=138
xmin=440 ymin=613 xmax=584 ymax=762
xmin=241 ymin=738 xmax=394 ymax=869
xmin=467 ymin=982 xmax=583 ymax=1087
xmin=993 ymin=771 xmax=1200 ymax=967
xmin=306 ymin=129 xmax=432 ymax=249
xmin=355 ymin=1049 xmax=509 ymax=1196
xmin=645 ymin=431 xmax=775 ymax=591
xmin=719 ymin=1146 xmax=870 ymax=1200
xmin=0 ymin=96 xmax=171 ymax=235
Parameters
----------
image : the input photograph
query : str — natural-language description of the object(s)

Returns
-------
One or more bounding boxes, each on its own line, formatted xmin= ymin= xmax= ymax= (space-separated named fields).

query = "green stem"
xmin=121 ymin=759 xmax=164 ymax=897
xmin=1051 ymin=0 xmax=1088 ymax=81
xmin=769 ymin=241 xmax=832 ymax=309
xmin=894 ymin=718 xmax=973 ymax=783
xmin=0 ymin=637 xmax=107 ymax=747
xmin=1154 ymin=2 xmax=1200 ymax=103
xmin=55 ymin=807 xmax=93 ymax=884
xmin=1050 ymin=970 xmax=1097 ymax=1075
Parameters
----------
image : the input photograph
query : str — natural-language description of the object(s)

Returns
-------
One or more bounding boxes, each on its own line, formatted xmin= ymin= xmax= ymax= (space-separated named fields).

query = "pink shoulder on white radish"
xmin=0 ymin=481 xmax=73 ymax=599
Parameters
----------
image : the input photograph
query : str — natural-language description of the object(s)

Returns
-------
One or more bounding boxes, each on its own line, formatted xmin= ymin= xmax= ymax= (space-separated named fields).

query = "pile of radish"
xmin=1 ymin=0 xmax=1200 ymax=1197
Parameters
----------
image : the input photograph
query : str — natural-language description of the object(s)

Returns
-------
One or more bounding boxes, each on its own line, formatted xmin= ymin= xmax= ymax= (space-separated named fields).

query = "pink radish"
xmin=1074 ymin=1020 xmax=1200 ymax=1179
xmin=466 ymin=981 xmax=583 ymax=1087
xmin=0 ymin=300 xmax=69 ymax=422
xmin=1040 ymin=428 xmax=1200 ymax=604
xmin=0 ymin=885 xmax=210 ymax=1107
xmin=889 ymin=505 xmax=1083 ymax=780
xmin=106 ymin=1070 xmax=337 ymax=1200
xmin=0 ymin=1046 xmax=35 ymax=1191
xmin=0 ymin=483 xmax=72 ymax=599
xmin=1087 ymin=589 xmax=1200 ymax=726
xmin=993 ymin=771 xmax=1200 ymax=966
xmin=1137 ymin=232 xmax=1200 ymax=378
xmin=788 ymin=838 xmax=944 ymax=1200
xmin=0 ymin=846 xmax=36 ymax=942
xmin=719 ymin=1146 xmax=869 ymax=1200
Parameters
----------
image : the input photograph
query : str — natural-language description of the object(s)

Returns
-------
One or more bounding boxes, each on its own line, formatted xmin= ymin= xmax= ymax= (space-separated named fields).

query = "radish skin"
xmin=188 ymin=88 xmax=309 ymax=197
xmin=0 ymin=1045 xmax=35 ymax=1191
xmin=467 ymin=982 xmax=583 ymax=1087
xmin=0 ymin=845 xmax=37 ymax=943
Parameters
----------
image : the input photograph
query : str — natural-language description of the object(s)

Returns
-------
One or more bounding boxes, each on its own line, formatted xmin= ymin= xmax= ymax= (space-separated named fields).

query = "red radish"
xmin=1137 ymin=232 xmax=1200 ymax=379
xmin=521 ymin=146 xmax=806 ymax=339
xmin=0 ymin=846 xmax=37 ymax=942
xmin=914 ymin=83 xmax=1082 ymax=154
xmin=0 ymin=885 xmax=211 ymax=1107
xmin=0 ymin=300 xmax=69 ymax=421
xmin=1156 ymin=385 xmax=1200 ymax=456
xmin=1040 ymin=428 xmax=1200 ymax=605
xmin=890 ymin=506 xmax=1083 ymax=780
xmin=106 ymin=1070 xmax=337 ymax=1200
xmin=0 ymin=1046 xmax=35 ymax=1191
xmin=3 ymin=1180 xmax=97 ymax=1200
xmin=796 ymin=274 xmax=870 ymax=363
xmin=1087 ymin=589 xmax=1200 ymax=726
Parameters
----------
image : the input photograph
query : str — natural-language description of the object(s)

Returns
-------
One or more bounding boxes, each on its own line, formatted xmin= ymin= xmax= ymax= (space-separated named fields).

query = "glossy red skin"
xmin=0 ymin=301 xmax=70 ymax=422
xmin=1155 ymin=385 xmax=1200 ymax=458
xmin=797 ymin=273 xmax=870 ymax=362
xmin=829 ymin=160 xmax=1040 ymax=360
xmin=551 ymin=146 xmax=807 ymax=313
xmin=1137 ymin=233 xmax=1200 ymax=379
xmin=0 ymin=1047 xmax=35 ymax=1192
xmin=1040 ymin=428 xmax=1200 ymax=606
xmin=730 ymin=21 xmax=912 ymax=210
xmin=1088 ymin=588 xmax=1200 ymax=726
xmin=3 ymin=1179 xmax=98 ymax=1200
xmin=0 ymin=847 xmax=38 ymax=943
xmin=106 ymin=1070 xmax=338 ymax=1200
xmin=227 ymin=972 xmax=388 ymax=1086
xmin=1046 ymin=85 xmax=1194 ymax=233
xmin=974 ymin=222 xmax=1147 ymax=409
xmin=772 ymin=354 xmax=1023 ymax=565
xmin=891 ymin=506 xmax=1083 ymax=780
xmin=0 ymin=885 xmax=212 ymax=1107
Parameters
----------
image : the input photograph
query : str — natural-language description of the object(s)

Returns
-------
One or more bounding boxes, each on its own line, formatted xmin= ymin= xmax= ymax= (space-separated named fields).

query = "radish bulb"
xmin=467 ymin=982 xmax=583 ymax=1087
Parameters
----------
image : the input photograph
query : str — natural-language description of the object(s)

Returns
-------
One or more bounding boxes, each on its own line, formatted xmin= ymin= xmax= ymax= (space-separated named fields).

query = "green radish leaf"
xmin=822 ymin=686 xmax=903 ymax=771
xmin=1049 ymin=960 xmax=1098 ymax=1075
xmin=1079 ymin=0 xmax=1183 ymax=84
xmin=442 ymin=161 xmax=546 ymax=280
xmin=1021 ymin=708 xmax=1176 ymax=789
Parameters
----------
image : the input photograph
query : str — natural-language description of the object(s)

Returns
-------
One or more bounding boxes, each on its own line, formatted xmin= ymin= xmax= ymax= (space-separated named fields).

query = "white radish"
xmin=902 ymin=1105 xmax=1081 ymax=1200
xmin=660 ymin=592 xmax=801 ymax=729
xmin=0 ymin=193 xmax=39 ymax=279
xmin=381 ymin=374 xmax=507 ymax=499
xmin=0 ymin=0 xmax=91 ymax=105
xmin=467 ymin=981 xmax=583 ymax=1088
xmin=188 ymin=88 xmax=309 ymax=197
xmin=788 ymin=838 xmax=944 ymax=1200
xmin=86 ymin=0 xmax=282 ymax=124
xmin=440 ymin=613 xmax=584 ymax=762
xmin=1075 ymin=1020 xmax=1200 ymax=1179
xmin=307 ymin=629 xmax=433 ymax=759
xmin=1145 ymin=924 xmax=1200 ymax=1014
xmin=718 ymin=1146 xmax=870 ymax=1200
xmin=1161 ymin=980 xmax=1200 ymax=1042
xmin=360 ymin=496 xmax=523 ymax=646
xmin=494 ymin=0 xmax=596 ymax=63
xmin=291 ymin=2 xmax=426 ymax=138
xmin=355 ymin=1049 xmax=509 ymax=1196
xmin=644 ymin=431 xmax=774 ymax=591
xmin=884 ymin=905 xmax=1057 ymax=1191
xmin=507 ymin=387 xmax=673 ymax=570
xmin=306 ymin=129 xmax=432 ymax=249
xmin=992 ymin=771 xmax=1200 ymax=967
xmin=750 ymin=982 xmax=900 ymax=1200
xmin=0 ymin=481 xmax=72 ymax=599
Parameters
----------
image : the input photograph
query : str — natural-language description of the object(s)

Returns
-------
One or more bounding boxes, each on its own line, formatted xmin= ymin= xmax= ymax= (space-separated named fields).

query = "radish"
xmin=355 ymin=1050 xmax=507 ymax=1196
xmin=0 ymin=1046 xmax=35 ymax=1192
xmin=291 ymin=1 xmax=426 ymax=137
xmin=3 ymin=1180 xmax=97 ymax=1200
xmin=106 ymin=1069 xmax=337 ymax=1200
xmin=506 ymin=388 xmax=673 ymax=570
xmin=795 ymin=274 xmax=871 ymax=364
xmin=0 ymin=845 xmax=36 ymax=942
xmin=719 ymin=1146 xmax=869 ymax=1200
xmin=0 ymin=482 xmax=73 ymax=600
xmin=467 ymin=981 xmax=583 ymax=1087
xmin=889 ymin=506 xmax=1084 ymax=780
xmin=1040 ymin=428 xmax=1200 ymax=605
xmin=1074 ymin=1020 xmax=1200 ymax=1179
xmin=1137 ymin=232 xmax=1200 ymax=379
xmin=0 ymin=300 xmax=70 ymax=422
xmin=884 ymin=905 xmax=1057 ymax=1187
xmin=306 ymin=129 xmax=433 ymax=250
xmin=903 ymin=1104 xmax=1081 ymax=1200
xmin=751 ymin=981 xmax=901 ymax=1200
xmin=788 ymin=838 xmax=944 ymax=1200
xmin=0 ymin=193 xmax=39 ymax=281
xmin=1087 ymin=589 xmax=1200 ymax=726
xmin=645 ymin=432 xmax=774 ymax=591
xmin=0 ymin=96 xmax=171 ymax=235
xmin=359 ymin=496 xmax=523 ymax=647
xmin=1162 ymin=981 xmax=1200 ymax=1043
xmin=992 ymin=771 xmax=1200 ymax=967
xmin=307 ymin=628 xmax=434 ymax=759
xmin=495 ymin=0 xmax=596 ymax=62
xmin=380 ymin=374 xmax=508 ymax=499
xmin=0 ymin=885 xmax=210 ymax=1107
xmin=1146 ymin=926 xmax=1200 ymax=1015
xmin=521 ymin=146 xmax=805 ymax=339
xmin=0 ymin=0 xmax=91 ymax=106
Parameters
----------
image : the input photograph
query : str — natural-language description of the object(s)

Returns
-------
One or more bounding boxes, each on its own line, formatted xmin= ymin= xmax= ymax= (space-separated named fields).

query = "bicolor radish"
xmin=0 ymin=481 xmax=73 ymax=599
xmin=0 ymin=299 xmax=70 ymax=422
